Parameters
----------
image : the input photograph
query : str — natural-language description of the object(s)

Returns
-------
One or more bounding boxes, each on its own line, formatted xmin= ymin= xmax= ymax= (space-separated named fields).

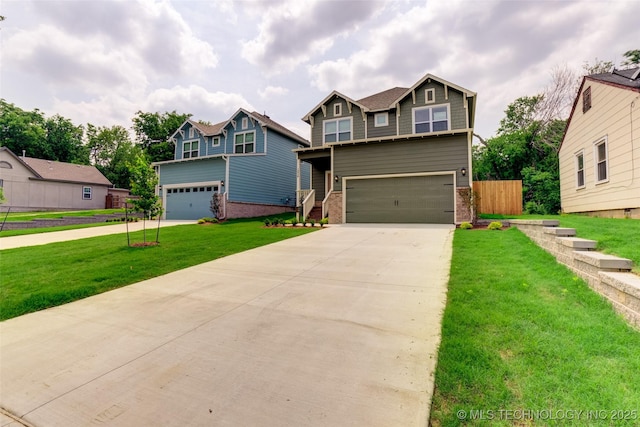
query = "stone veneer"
xmin=511 ymin=219 xmax=640 ymax=329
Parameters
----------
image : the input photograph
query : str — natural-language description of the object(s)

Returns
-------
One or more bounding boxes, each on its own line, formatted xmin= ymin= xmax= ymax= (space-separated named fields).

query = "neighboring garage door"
xmin=165 ymin=185 xmax=219 ymax=220
xmin=345 ymin=174 xmax=454 ymax=224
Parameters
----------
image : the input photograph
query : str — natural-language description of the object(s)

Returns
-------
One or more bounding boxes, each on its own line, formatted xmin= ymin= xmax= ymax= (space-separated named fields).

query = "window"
xmin=241 ymin=117 xmax=249 ymax=130
xmin=212 ymin=137 xmax=220 ymax=147
xmin=83 ymin=186 xmax=92 ymax=200
xmin=583 ymin=86 xmax=592 ymax=113
xmin=183 ymin=141 xmax=199 ymax=158
xmin=0 ymin=179 xmax=4 ymax=187
xmin=324 ymin=118 xmax=352 ymax=143
xmin=333 ymin=103 xmax=342 ymax=116
xmin=235 ymin=131 xmax=255 ymax=153
xmin=425 ymin=88 xmax=435 ymax=104
xmin=374 ymin=112 xmax=388 ymax=127
xmin=189 ymin=127 xmax=195 ymax=138
xmin=575 ymin=151 xmax=585 ymax=188
xmin=594 ymin=138 xmax=608 ymax=183
xmin=413 ymin=105 xmax=449 ymax=133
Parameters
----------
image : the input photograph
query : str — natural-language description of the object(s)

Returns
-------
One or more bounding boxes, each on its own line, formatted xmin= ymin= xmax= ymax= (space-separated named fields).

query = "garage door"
xmin=345 ymin=174 xmax=454 ymax=223
xmin=165 ymin=185 xmax=219 ymax=220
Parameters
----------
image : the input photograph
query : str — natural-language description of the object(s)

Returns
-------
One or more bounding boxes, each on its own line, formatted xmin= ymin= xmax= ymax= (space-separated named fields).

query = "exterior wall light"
xmin=334 ymin=175 xmax=339 ymax=182
xmin=461 ymin=167 xmax=467 ymax=177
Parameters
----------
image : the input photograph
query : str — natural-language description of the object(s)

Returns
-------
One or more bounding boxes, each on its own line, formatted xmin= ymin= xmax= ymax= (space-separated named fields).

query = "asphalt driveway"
xmin=0 ymin=224 xmax=454 ymax=426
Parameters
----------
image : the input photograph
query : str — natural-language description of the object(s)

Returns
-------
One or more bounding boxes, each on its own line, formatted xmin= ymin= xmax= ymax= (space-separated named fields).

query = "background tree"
xmin=44 ymin=114 xmax=87 ymax=163
xmin=128 ymin=152 xmax=162 ymax=245
xmin=132 ymin=110 xmax=191 ymax=162
xmin=621 ymin=49 xmax=640 ymax=68
xmin=0 ymin=99 xmax=47 ymax=157
xmin=86 ymin=124 xmax=141 ymax=188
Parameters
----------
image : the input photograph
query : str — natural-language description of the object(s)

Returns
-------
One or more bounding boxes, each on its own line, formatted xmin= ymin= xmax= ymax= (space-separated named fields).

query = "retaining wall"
xmin=511 ymin=219 xmax=640 ymax=329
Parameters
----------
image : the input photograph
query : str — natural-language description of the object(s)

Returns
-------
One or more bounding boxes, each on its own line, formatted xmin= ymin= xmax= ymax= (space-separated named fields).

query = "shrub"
xmin=524 ymin=201 xmax=546 ymax=215
xmin=460 ymin=222 xmax=473 ymax=229
xmin=488 ymin=221 xmax=503 ymax=230
xmin=263 ymin=218 xmax=272 ymax=226
xmin=197 ymin=218 xmax=206 ymax=224
xmin=309 ymin=218 xmax=316 ymax=225
xmin=320 ymin=218 xmax=329 ymax=225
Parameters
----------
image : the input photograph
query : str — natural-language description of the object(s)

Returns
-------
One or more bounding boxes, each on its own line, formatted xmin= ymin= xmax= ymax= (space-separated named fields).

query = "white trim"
xmin=425 ymin=88 xmax=436 ymax=104
xmin=374 ymin=112 xmax=389 ymax=127
xmin=212 ymin=136 xmax=220 ymax=147
xmin=412 ymin=104 xmax=451 ymax=134
xmin=233 ymin=130 xmax=256 ymax=154
xmin=341 ymin=171 xmax=457 ymax=224
xmin=323 ymin=117 xmax=353 ymax=144
xmin=241 ymin=117 xmax=249 ymax=130
xmin=575 ymin=150 xmax=585 ymax=189
xmin=593 ymin=136 xmax=609 ymax=184
xmin=182 ymin=139 xmax=200 ymax=159
xmin=82 ymin=186 xmax=92 ymax=200
xmin=334 ymin=103 xmax=342 ymax=117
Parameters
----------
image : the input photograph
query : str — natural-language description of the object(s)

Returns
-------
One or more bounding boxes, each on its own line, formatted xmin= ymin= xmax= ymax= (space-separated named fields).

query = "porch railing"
xmin=321 ymin=190 xmax=331 ymax=219
xmin=297 ymin=189 xmax=315 ymax=222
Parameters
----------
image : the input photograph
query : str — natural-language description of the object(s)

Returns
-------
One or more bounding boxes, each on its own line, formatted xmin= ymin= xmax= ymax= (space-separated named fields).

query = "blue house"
xmin=153 ymin=109 xmax=310 ymax=220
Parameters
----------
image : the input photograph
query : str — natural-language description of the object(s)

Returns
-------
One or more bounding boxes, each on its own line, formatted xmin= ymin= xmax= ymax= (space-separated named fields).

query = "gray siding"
xmin=398 ymin=81 xmax=468 ymax=135
xmin=333 ymin=134 xmax=470 ymax=191
xmin=366 ymin=111 xmax=398 ymax=139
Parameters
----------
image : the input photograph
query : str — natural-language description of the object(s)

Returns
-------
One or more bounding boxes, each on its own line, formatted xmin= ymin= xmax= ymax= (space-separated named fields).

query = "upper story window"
xmin=594 ymin=137 xmax=608 ymax=183
xmin=374 ymin=112 xmax=389 ymax=127
xmin=241 ymin=117 xmax=249 ymax=130
xmin=324 ymin=118 xmax=351 ymax=143
xmin=212 ymin=136 xmax=220 ymax=147
xmin=425 ymin=88 xmax=435 ymax=104
xmin=189 ymin=127 xmax=196 ymax=138
xmin=183 ymin=140 xmax=199 ymax=159
xmin=413 ymin=105 xmax=450 ymax=133
xmin=333 ymin=103 xmax=342 ymax=117
xmin=234 ymin=131 xmax=255 ymax=154
xmin=575 ymin=151 xmax=585 ymax=188
xmin=582 ymin=86 xmax=592 ymax=113
xmin=82 ymin=186 xmax=92 ymax=200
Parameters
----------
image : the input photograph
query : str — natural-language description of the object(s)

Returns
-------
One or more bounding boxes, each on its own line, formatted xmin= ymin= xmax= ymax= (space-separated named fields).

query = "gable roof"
xmin=586 ymin=67 xmax=640 ymax=91
xmin=302 ymin=72 xmax=477 ymax=123
xmin=171 ymin=111 xmax=309 ymax=146
xmin=0 ymin=147 xmax=112 ymax=186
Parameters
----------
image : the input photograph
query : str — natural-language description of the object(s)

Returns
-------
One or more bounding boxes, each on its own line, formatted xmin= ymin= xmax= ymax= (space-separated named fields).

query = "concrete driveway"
xmin=0 ymin=224 xmax=454 ymax=427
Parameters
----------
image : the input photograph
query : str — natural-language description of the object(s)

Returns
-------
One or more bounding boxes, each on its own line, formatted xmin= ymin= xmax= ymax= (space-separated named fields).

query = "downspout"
xmin=222 ymin=155 xmax=229 ymax=219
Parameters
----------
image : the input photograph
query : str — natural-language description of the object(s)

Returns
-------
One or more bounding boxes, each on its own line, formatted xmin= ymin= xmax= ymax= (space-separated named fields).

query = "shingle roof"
xmin=250 ymin=111 xmax=310 ymax=146
xmin=587 ymin=67 xmax=640 ymax=89
xmin=357 ymin=87 xmax=409 ymax=110
xmin=191 ymin=120 xmax=226 ymax=135
xmin=22 ymin=156 xmax=112 ymax=186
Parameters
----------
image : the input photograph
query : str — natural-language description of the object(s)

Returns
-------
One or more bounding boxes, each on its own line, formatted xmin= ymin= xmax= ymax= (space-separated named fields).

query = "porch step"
xmin=543 ymin=227 xmax=576 ymax=237
xmin=307 ymin=207 xmax=323 ymax=221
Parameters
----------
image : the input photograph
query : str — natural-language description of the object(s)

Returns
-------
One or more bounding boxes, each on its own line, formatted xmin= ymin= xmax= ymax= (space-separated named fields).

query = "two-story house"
xmin=153 ymin=109 xmax=310 ymax=220
xmin=559 ymin=67 xmax=640 ymax=218
xmin=295 ymin=73 xmax=476 ymax=224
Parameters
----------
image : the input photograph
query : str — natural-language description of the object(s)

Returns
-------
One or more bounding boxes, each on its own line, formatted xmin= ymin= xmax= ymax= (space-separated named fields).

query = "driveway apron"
xmin=0 ymin=224 xmax=454 ymax=426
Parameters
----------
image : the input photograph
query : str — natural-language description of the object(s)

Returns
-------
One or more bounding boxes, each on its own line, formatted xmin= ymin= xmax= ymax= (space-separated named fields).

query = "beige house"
xmin=0 ymin=147 xmax=112 ymax=212
xmin=559 ymin=67 xmax=640 ymax=218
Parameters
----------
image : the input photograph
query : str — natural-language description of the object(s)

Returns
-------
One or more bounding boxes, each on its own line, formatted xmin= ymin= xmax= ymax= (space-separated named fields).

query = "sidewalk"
xmin=0 ymin=220 xmax=195 ymax=250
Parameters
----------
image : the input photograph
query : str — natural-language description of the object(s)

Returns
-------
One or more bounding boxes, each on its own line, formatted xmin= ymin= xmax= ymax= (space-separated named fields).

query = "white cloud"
xmin=241 ymin=0 xmax=385 ymax=74
xmin=145 ymin=85 xmax=255 ymax=122
xmin=258 ymin=85 xmax=289 ymax=99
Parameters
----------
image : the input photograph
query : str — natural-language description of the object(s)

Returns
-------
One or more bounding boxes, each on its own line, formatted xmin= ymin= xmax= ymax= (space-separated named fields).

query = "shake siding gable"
xmin=228 ymin=131 xmax=301 ymax=205
xmin=332 ymin=135 xmax=470 ymax=191
xmin=398 ymin=82 xmax=467 ymax=135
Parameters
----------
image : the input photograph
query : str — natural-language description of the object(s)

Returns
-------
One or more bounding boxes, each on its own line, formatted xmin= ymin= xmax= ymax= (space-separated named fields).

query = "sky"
xmin=1 ymin=0 xmax=639 ymax=142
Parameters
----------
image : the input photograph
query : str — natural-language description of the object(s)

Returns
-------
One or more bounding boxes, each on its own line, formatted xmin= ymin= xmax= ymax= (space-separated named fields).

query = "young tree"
xmin=128 ymin=153 xmax=162 ymax=245
xmin=0 ymin=187 xmax=6 ymax=204
xmin=132 ymin=110 xmax=191 ymax=162
xmin=210 ymin=192 xmax=222 ymax=219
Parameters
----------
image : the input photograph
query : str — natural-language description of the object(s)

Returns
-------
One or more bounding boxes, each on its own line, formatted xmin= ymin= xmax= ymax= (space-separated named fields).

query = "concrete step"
xmin=557 ymin=237 xmax=597 ymax=250
xmin=509 ymin=219 xmax=560 ymax=226
xmin=574 ymin=251 xmax=633 ymax=271
xmin=543 ymin=227 xmax=576 ymax=237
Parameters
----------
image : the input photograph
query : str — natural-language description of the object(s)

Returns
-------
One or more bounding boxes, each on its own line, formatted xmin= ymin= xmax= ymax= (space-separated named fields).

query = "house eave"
xmin=326 ymin=128 xmax=473 ymax=147
xmin=152 ymin=154 xmax=226 ymax=166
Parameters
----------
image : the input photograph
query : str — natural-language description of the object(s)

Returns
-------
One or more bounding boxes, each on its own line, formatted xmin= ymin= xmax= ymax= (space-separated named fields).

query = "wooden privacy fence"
xmin=474 ymin=180 xmax=522 ymax=215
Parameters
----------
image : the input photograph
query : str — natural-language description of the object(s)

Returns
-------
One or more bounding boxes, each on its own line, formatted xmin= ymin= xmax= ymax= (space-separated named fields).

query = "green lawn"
xmin=0 ymin=221 xmax=123 ymax=237
xmin=0 ymin=216 xmax=316 ymax=321
xmin=1 ymin=208 xmax=125 ymax=221
xmin=481 ymin=214 xmax=640 ymax=273
xmin=430 ymin=228 xmax=640 ymax=426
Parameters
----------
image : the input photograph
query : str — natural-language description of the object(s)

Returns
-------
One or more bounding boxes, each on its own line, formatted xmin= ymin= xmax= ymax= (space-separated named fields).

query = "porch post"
xmin=296 ymin=156 xmax=301 ymax=222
